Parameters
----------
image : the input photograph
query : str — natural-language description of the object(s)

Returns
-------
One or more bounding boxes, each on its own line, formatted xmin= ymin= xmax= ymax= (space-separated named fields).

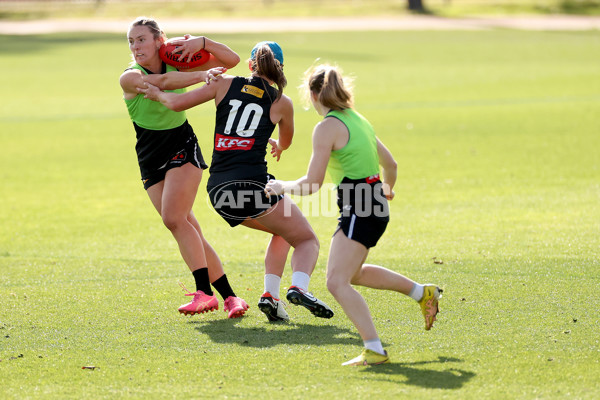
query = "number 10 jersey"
xmin=209 ymin=76 xmax=279 ymax=181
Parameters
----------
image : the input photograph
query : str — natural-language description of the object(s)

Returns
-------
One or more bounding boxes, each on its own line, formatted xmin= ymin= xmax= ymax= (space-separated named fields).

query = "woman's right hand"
xmin=264 ymin=179 xmax=285 ymax=198
xmin=168 ymin=34 xmax=206 ymax=63
xmin=382 ymin=182 xmax=395 ymax=200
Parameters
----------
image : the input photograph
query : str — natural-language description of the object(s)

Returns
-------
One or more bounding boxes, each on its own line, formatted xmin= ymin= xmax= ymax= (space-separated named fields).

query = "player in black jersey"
xmin=120 ymin=17 xmax=249 ymax=318
xmin=140 ymin=41 xmax=334 ymax=322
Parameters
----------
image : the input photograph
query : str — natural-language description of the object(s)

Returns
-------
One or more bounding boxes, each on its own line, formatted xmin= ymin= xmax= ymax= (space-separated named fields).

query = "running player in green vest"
xmin=265 ymin=64 xmax=443 ymax=366
xmin=119 ymin=17 xmax=248 ymax=318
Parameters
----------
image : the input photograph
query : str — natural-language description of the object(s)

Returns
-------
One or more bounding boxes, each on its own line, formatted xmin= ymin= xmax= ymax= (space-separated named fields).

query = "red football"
xmin=159 ymin=41 xmax=210 ymax=69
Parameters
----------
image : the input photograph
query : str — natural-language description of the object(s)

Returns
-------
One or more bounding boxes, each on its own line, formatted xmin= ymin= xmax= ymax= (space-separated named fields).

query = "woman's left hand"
xmin=205 ymin=67 xmax=227 ymax=84
xmin=268 ymin=138 xmax=284 ymax=162
xmin=382 ymin=183 xmax=395 ymax=200
xmin=137 ymin=82 xmax=161 ymax=101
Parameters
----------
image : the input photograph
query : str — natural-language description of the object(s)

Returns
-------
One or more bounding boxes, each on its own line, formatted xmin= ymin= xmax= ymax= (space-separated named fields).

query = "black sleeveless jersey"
xmin=209 ymin=76 xmax=279 ymax=181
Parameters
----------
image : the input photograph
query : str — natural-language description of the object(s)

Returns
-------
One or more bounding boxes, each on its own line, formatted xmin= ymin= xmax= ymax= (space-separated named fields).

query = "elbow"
xmin=224 ymin=53 xmax=240 ymax=69
xmin=306 ymin=179 xmax=323 ymax=195
xmin=308 ymin=183 xmax=322 ymax=195
xmin=382 ymin=158 xmax=397 ymax=174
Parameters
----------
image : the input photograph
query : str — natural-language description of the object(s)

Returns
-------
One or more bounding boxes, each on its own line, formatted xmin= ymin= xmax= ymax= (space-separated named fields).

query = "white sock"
xmin=363 ymin=338 xmax=385 ymax=355
xmin=409 ymin=283 xmax=424 ymax=301
xmin=264 ymin=274 xmax=281 ymax=299
xmin=291 ymin=271 xmax=310 ymax=292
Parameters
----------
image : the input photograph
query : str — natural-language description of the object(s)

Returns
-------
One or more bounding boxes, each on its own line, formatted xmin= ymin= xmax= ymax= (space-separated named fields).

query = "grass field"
xmin=1 ymin=27 xmax=599 ymax=399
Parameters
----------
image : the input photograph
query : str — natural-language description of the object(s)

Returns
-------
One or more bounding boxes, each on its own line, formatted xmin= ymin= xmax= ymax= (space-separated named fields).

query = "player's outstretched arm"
xmin=143 ymin=67 xmax=227 ymax=90
xmin=138 ymin=82 xmax=181 ymax=110
xmin=265 ymin=119 xmax=336 ymax=197
xmin=139 ymin=76 xmax=225 ymax=112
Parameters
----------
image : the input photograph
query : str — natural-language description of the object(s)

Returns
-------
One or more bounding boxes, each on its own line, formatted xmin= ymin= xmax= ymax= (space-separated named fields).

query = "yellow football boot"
xmin=342 ymin=349 xmax=390 ymax=366
xmin=419 ymin=285 xmax=443 ymax=330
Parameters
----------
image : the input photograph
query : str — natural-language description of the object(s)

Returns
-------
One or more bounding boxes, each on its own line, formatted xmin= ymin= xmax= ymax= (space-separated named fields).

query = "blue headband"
xmin=251 ymin=41 xmax=284 ymax=66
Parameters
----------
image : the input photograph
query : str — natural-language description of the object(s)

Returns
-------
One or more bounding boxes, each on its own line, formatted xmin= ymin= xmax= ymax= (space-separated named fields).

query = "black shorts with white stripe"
xmin=334 ymin=176 xmax=390 ymax=249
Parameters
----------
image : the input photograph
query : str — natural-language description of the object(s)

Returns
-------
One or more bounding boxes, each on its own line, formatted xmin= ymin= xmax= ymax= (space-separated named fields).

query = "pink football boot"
xmin=223 ymin=296 xmax=249 ymax=319
xmin=178 ymin=289 xmax=219 ymax=316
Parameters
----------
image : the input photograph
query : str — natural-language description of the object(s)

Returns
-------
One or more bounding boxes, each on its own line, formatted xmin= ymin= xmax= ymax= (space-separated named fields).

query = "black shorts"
xmin=334 ymin=176 xmax=390 ymax=249
xmin=142 ymin=139 xmax=208 ymax=190
xmin=207 ymin=174 xmax=283 ymax=227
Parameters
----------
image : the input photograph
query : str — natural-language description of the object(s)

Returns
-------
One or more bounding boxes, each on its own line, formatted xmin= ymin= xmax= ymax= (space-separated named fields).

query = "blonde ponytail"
xmin=129 ymin=17 xmax=166 ymax=41
xmin=305 ymin=64 xmax=353 ymax=111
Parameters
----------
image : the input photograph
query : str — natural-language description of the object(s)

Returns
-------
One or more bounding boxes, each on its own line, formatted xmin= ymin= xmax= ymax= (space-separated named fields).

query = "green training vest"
xmin=326 ymin=108 xmax=380 ymax=185
xmin=124 ymin=64 xmax=187 ymax=130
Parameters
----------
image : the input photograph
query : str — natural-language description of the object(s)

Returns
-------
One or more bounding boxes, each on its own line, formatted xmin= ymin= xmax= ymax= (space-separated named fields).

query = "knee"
xmin=311 ymin=233 xmax=320 ymax=252
xmin=289 ymin=229 xmax=320 ymax=252
xmin=161 ymin=212 xmax=186 ymax=232
xmin=326 ymin=275 xmax=346 ymax=298
xmin=305 ymin=230 xmax=320 ymax=251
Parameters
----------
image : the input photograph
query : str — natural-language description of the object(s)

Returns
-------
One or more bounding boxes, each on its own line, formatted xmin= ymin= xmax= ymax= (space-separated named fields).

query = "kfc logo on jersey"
xmin=215 ymin=133 xmax=255 ymax=151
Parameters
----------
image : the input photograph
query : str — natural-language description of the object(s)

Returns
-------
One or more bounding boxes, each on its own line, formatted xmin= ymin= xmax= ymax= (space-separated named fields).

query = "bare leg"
xmin=351 ymin=264 xmax=416 ymax=295
xmin=146 ymin=163 xmax=207 ymax=273
xmin=246 ymin=197 xmax=326 ymax=319
xmin=187 ymin=210 xmax=225 ymax=282
xmin=250 ymin=196 xmax=319 ymax=276
xmin=241 ymin=218 xmax=291 ymax=277
xmin=326 ymin=230 xmax=378 ymax=341
xmin=265 ymin=235 xmax=290 ymax=276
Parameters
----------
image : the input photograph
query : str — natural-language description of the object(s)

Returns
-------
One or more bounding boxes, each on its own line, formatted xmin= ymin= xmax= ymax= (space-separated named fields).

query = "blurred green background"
xmin=1 ymin=0 xmax=599 ymax=20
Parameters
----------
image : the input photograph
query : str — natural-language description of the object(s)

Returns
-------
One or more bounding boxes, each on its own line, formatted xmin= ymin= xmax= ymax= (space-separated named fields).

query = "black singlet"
xmin=208 ymin=76 xmax=279 ymax=184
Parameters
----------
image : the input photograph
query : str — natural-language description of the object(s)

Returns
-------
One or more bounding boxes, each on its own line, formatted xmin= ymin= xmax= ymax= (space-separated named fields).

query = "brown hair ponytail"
xmin=250 ymin=45 xmax=287 ymax=101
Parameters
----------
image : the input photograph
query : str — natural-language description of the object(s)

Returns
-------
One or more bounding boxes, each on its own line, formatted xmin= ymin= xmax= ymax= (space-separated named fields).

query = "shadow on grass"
xmin=190 ymin=318 xmax=358 ymax=348
xmin=359 ymin=356 xmax=476 ymax=389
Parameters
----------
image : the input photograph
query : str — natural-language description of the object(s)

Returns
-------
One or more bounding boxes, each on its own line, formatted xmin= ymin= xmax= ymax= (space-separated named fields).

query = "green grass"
xmin=1 ymin=29 xmax=599 ymax=399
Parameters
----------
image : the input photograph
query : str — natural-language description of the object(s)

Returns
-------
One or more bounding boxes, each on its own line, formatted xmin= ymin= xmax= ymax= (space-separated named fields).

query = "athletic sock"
xmin=192 ymin=268 xmax=213 ymax=296
xmin=409 ymin=283 xmax=424 ymax=301
xmin=264 ymin=274 xmax=281 ymax=299
xmin=211 ymin=274 xmax=236 ymax=300
xmin=363 ymin=338 xmax=385 ymax=355
xmin=291 ymin=271 xmax=310 ymax=292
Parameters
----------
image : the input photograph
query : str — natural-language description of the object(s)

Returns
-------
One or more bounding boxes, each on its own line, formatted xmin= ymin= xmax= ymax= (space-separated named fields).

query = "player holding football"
xmin=119 ymin=17 xmax=249 ymax=318
xmin=139 ymin=41 xmax=334 ymax=322
xmin=264 ymin=64 xmax=443 ymax=366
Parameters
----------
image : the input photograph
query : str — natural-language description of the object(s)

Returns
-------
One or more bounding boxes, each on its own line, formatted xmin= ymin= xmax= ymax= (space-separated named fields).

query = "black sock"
xmin=211 ymin=274 xmax=236 ymax=300
xmin=192 ymin=268 xmax=213 ymax=295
